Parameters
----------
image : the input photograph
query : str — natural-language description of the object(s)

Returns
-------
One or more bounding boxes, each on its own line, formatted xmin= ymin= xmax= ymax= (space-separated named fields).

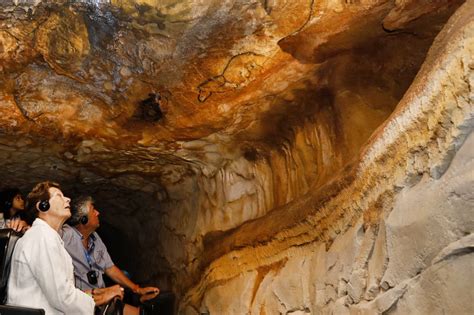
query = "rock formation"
xmin=0 ymin=0 xmax=472 ymax=313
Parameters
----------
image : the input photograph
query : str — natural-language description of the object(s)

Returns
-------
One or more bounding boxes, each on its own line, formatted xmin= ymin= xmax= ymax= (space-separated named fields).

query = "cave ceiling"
xmin=0 ymin=0 xmax=464 ymax=195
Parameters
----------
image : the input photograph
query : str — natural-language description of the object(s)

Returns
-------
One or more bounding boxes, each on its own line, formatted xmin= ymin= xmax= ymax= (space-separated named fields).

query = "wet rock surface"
xmin=0 ymin=0 xmax=472 ymax=312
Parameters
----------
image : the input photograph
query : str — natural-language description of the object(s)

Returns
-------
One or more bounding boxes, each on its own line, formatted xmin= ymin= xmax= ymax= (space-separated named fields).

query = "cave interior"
xmin=0 ymin=0 xmax=473 ymax=314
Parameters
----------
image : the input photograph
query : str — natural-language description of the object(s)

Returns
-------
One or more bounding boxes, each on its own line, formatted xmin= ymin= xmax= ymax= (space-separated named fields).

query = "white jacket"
xmin=7 ymin=218 xmax=95 ymax=314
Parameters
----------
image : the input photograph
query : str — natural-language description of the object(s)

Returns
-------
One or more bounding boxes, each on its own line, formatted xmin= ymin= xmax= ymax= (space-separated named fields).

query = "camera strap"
xmin=83 ymin=240 xmax=96 ymax=270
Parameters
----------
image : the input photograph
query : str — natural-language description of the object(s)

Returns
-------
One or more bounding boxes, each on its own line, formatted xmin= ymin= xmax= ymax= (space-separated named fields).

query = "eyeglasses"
xmin=87 ymin=270 xmax=98 ymax=285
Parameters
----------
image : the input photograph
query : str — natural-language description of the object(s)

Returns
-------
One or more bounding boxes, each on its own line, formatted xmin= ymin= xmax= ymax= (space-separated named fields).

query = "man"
xmin=6 ymin=181 xmax=96 ymax=314
xmin=62 ymin=195 xmax=159 ymax=315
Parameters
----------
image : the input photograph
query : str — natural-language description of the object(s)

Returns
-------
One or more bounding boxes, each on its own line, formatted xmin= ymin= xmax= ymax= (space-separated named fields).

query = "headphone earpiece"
xmin=38 ymin=200 xmax=50 ymax=212
xmin=80 ymin=215 xmax=88 ymax=225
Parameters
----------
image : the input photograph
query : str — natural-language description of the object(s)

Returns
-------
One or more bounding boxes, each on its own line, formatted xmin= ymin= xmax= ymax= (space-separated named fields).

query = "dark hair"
xmin=25 ymin=181 xmax=60 ymax=224
xmin=0 ymin=188 xmax=22 ymax=219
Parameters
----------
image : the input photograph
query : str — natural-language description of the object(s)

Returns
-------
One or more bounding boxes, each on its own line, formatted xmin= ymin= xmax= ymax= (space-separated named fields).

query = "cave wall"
xmin=0 ymin=1 xmax=472 ymax=313
xmin=154 ymin=28 xmax=440 ymax=293
xmin=179 ymin=2 xmax=474 ymax=313
xmin=189 ymin=133 xmax=473 ymax=314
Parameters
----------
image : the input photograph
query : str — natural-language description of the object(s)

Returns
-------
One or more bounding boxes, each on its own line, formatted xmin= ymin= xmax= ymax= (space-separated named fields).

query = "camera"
xmin=87 ymin=270 xmax=98 ymax=285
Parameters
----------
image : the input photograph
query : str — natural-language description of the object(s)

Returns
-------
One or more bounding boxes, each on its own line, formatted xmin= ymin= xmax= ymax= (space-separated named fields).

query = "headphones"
xmin=38 ymin=200 xmax=50 ymax=212
xmin=70 ymin=206 xmax=88 ymax=225
xmin=79 ymin=215 xmax=88 ymax=225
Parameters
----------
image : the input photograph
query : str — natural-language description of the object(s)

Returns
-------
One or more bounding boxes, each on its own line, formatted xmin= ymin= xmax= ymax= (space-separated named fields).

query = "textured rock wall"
xmin=155 ymin=33 xmax=433 ymax=291
xmin=190 ymin=132 xmax=473 ymax=314
xmin=0 ymin=0 xmax=471 ymax=309
xmin=179 ymin=2 xmax=474 ymax=313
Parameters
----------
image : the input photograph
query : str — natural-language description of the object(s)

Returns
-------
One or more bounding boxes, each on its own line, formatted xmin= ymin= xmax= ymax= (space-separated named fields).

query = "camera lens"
xmin=87 ymin=270 xmax=98 ymax=285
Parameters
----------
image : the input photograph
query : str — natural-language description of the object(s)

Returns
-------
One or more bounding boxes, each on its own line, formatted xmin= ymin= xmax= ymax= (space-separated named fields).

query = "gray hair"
xmin=69 ymin=195 xmax=93 ymax=225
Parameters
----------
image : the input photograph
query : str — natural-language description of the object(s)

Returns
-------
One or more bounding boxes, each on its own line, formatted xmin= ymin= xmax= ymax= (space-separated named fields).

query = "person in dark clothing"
xmin=0 ymin=187 xmax=29 ymax=232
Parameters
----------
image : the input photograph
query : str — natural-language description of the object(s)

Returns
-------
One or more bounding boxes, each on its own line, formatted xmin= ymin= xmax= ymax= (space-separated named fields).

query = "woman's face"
xmin=12 ymin=194 xmax=25 ymax=211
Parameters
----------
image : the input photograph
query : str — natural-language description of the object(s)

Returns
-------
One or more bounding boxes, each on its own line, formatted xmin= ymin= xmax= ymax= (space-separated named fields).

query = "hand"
xmin=90 ymin=285 xmax=124 ymax=306
xmin=6 ymin=218 xmax=29 ymax=233
xmin=103 ymin=285 xmax=124 ymax=302
xmin=137 ymin=286 xmax=160 ymax=303
xmin=136 ymin=286 xmax=160 ymax=296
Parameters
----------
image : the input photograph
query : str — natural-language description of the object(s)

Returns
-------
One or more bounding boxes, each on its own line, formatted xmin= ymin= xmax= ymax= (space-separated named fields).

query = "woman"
xmin=0 ymin=188 xmax=29 ymax=232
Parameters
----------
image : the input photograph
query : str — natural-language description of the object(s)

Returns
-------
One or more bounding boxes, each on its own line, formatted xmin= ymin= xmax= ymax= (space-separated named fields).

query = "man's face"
xmin=87 ymin=201 xmax=100 ymax=230
xmin=47 ymin=187 xmax=71 ymax=220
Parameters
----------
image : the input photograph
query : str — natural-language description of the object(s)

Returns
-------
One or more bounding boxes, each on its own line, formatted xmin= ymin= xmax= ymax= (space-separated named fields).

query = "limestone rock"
xmin=0 ymin=1 xmax=472 ymax=313
xmin=200 ymin=271 xmax=258 ymax=314
xmin=392 ymin=252 xmax=473 ymax=314
xmin=180 ymin=2 xmax=474 ymax=312
xmin=381 ymin=132 xmax=474 ymax=289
